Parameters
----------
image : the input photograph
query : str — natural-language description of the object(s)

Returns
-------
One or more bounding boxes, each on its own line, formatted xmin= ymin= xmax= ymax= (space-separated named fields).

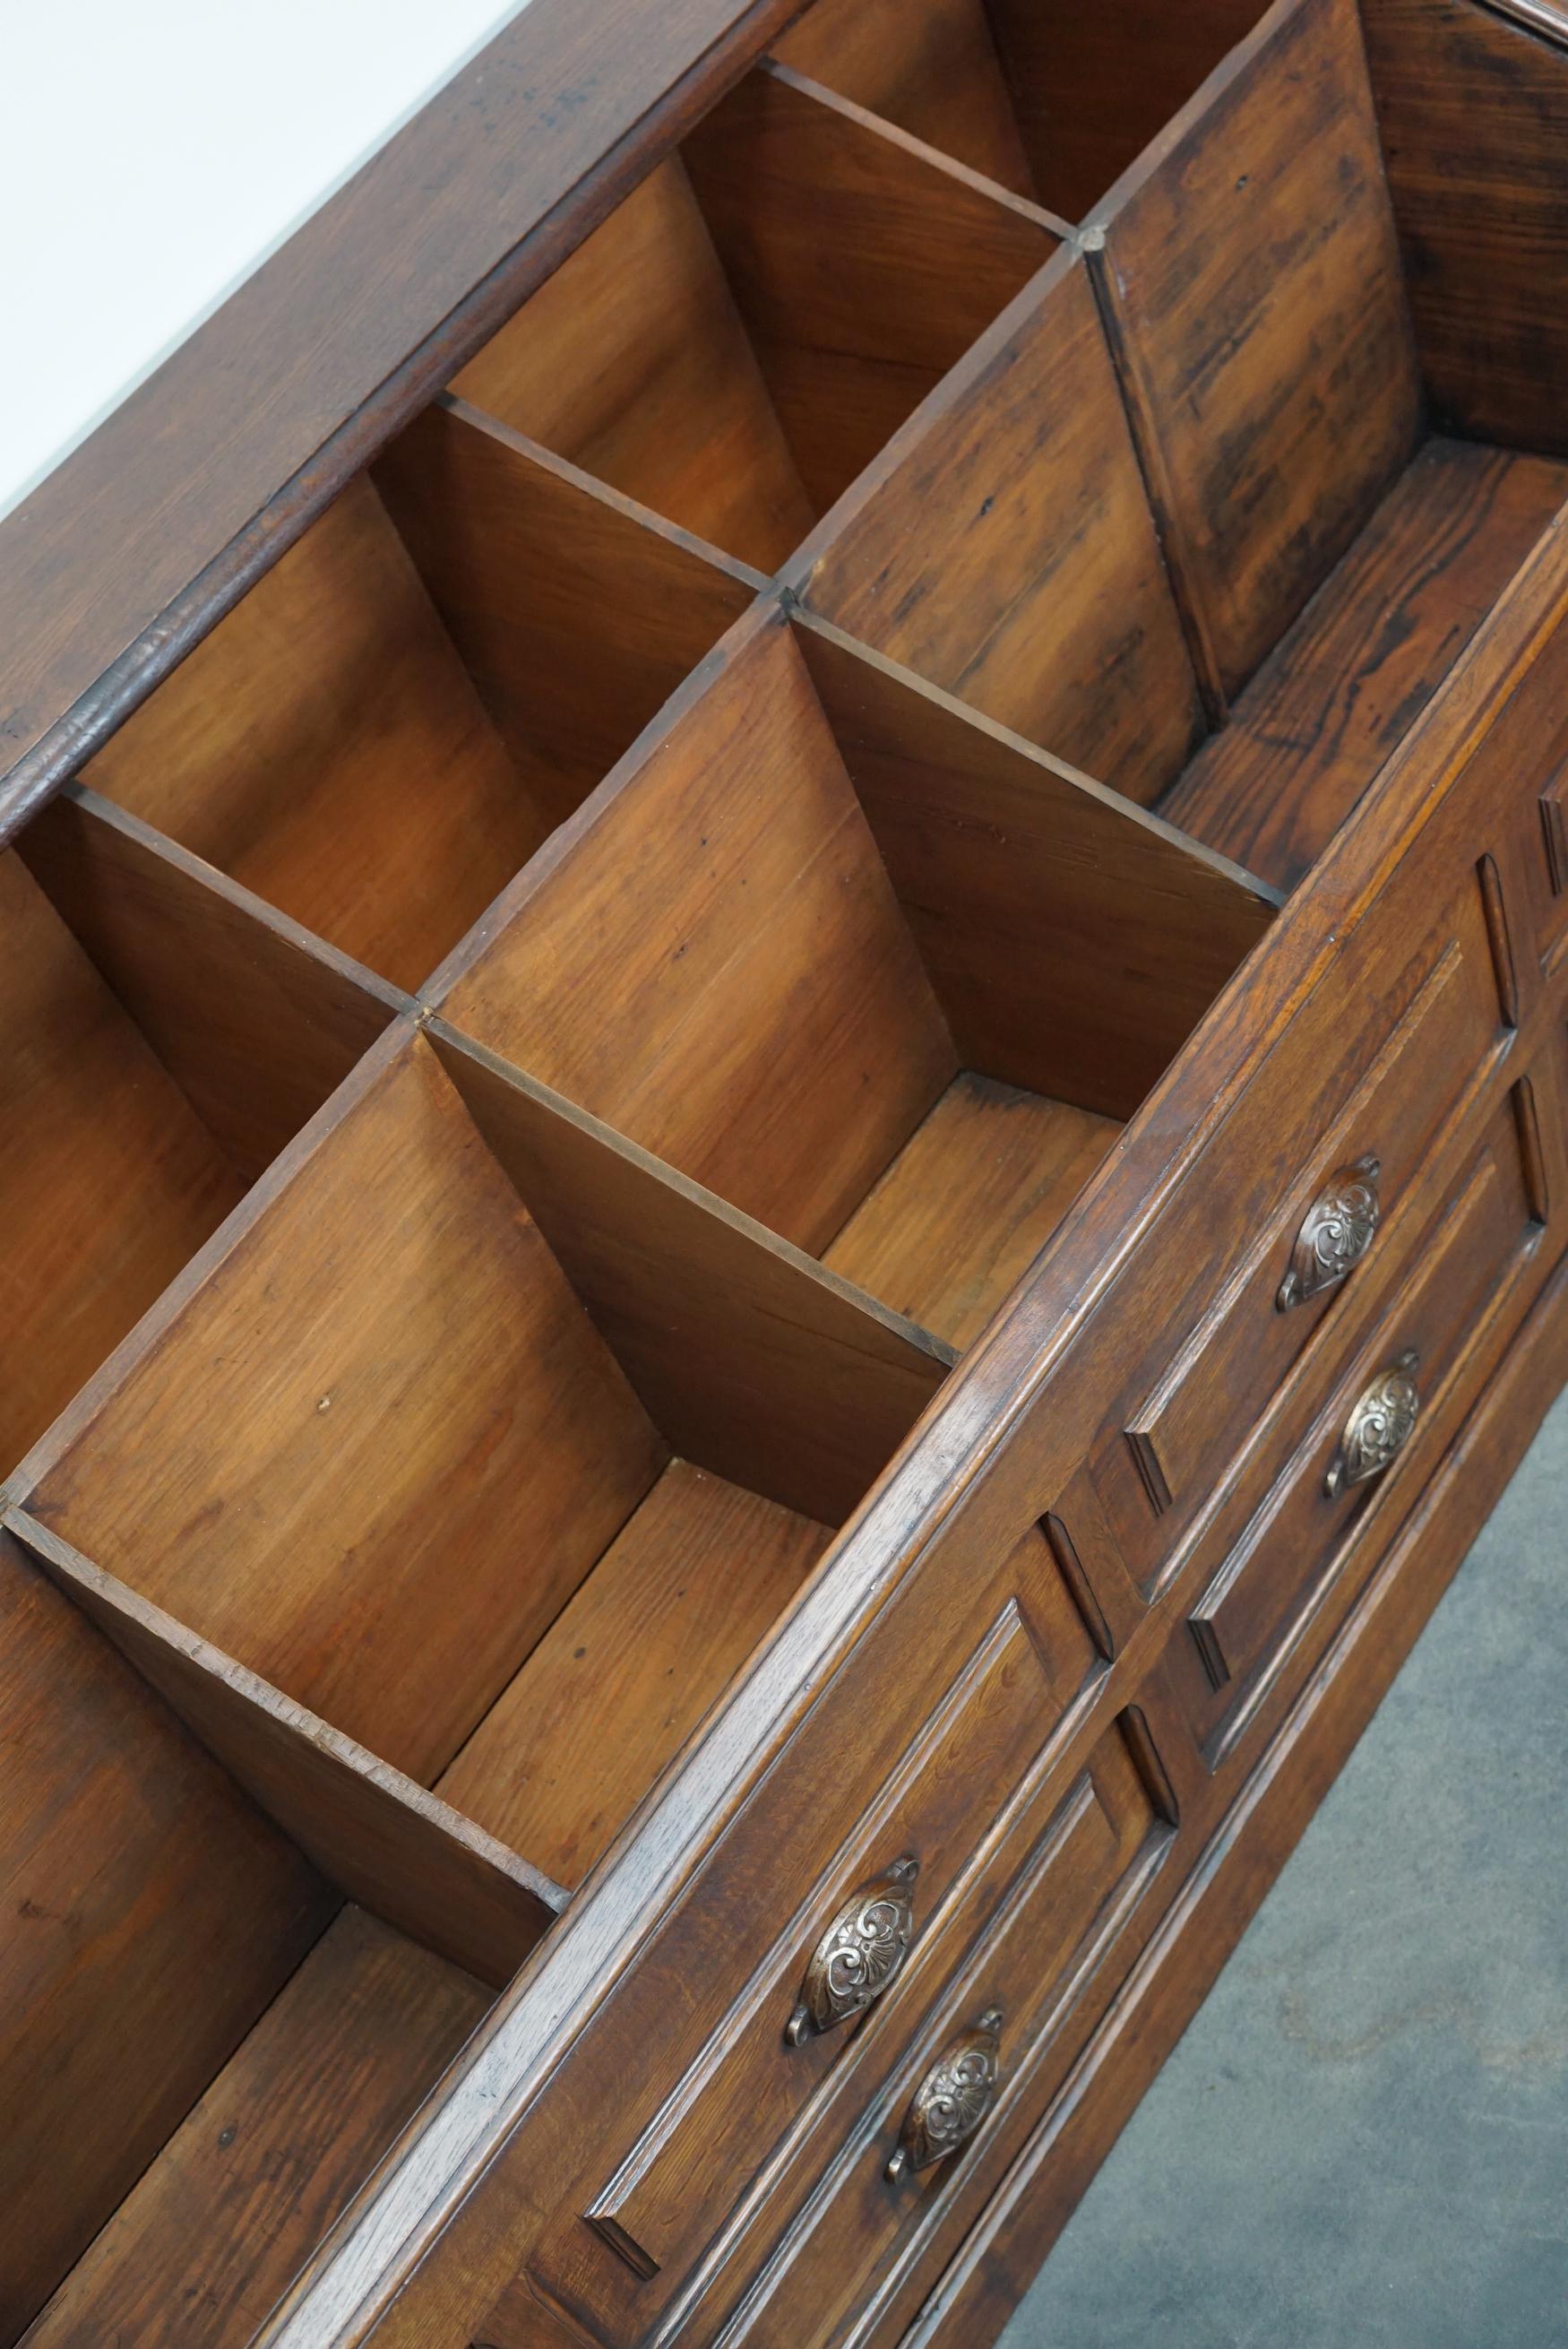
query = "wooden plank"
xmin=24 ymin=1032 xmax=668 ymax=1785
xmin=451 ymin=157 xmax=816 ymax=573
xmin=683 ymin=62 xmax=1062 ymax=515
xmin=0 ymin=851 xmax=246 ymax=1473
xmin=795 ymin=617 xmax=1279 ymax=1121
xmin=0 ymin=0 xmax=805 ymax=840
xmin=1162 ymin=439 xmax=1568 ymax=889
xmin=429 ymin=1024 xmax=954 ymax=1527
xmin=986 ymin=0 xmax=1267 ymax=220
xmin=18 ymin=785 xmax=404 ymax=1184
xmin=434 ymin=604 xmax=960 ymax=1257
xmin=1089 ymin=0 xmax=1423 ymax=704
xmin=439 ymin=1461 xmax=833 ymax=1890
xmin=82 ymin=471 xmax=550 ymax=992
xmin=822 ymin=1074 xmax=1122 ymax=1349
xmin=11 ymin=1512 xmax=565 ymax=1988
xmin=0 ymin=1527 xmax=332 ymax=2337
xmin=770 ymin=0 xmax=1036 ymax=196
xmin=25 ymin=1906 xmax=491 ymax=2349
xmin=1364 ymin=0 xmax=1568 ymax=454
xmin=375 ymin=397 xmax=760 ymax=825
xmin=796 ymin=250 xmax=1203 ymax=807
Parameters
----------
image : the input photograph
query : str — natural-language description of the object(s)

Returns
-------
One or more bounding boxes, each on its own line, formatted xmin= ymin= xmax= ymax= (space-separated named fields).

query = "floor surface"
xmin=1001 ymin=1388 xmax=1568 ymax=2349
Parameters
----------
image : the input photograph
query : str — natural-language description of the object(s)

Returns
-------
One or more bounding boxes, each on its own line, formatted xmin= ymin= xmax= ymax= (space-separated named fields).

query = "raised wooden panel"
xmin=797 ymin=253 xmax=1204 ymax=806
xmin=1090 ymin=0 xmax=1422 ymax=703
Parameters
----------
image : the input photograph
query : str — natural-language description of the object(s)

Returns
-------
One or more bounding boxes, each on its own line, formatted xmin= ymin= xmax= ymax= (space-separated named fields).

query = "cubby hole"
xmin=431 ymin=607 xmax=1275 ymax=1352
xmin=770 ymin=0 xmax=1271 ymax=219
xmin=22 ymin=1024 xmax=945 ymax=1904
xmin=448 ymin=59 xmax=1061 ymax=572
xmin=80 ymin=427 xmax=757 ymax=995
xmin=0 ymin=800 xmax=395 ymax=1480
xmin=794 ymin=0 xmax=1568 ymax=889
xmin=0 ymin=1532 xmax=492 ymax=2349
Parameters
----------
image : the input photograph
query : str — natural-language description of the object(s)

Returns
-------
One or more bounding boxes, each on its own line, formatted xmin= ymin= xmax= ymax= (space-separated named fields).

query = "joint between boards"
xmin=1081 ymin=237 xmax=1230 ymax=731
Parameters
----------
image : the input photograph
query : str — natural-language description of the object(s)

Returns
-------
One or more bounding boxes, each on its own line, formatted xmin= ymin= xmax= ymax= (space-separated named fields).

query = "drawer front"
xmin=711 ymin=1719 xmax=1172 ymax=2349
xmin=1176 ymin=1093 xmax=1540 ymax=1759
xmin=1097 ymin=864 xmax=1508 ymax=1592
xmin=1443 ymin=591 xmax=1568 ymax=974
xmin=523 ymin=1526 xmax=1100 ymax=2348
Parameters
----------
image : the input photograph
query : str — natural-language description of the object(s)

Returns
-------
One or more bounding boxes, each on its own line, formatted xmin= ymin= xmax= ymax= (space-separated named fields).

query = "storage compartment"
xmin=449 ymin=62 xmax=1061 ymax=569
xmin=431 ymin=606 xmax=1275 ymax=1350
xmin=81 ymin=442 xmax=757 ymax=991
xmin=0 ymin=800 xmax=395 ymax=1477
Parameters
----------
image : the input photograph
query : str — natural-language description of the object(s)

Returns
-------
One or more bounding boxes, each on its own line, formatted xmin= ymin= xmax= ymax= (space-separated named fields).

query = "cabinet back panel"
xmin=0 ymin=1534 xmax=331 ymax=2343
xmin=1364 ymin=0 xmax=1568 ymax=455
xmin=798 ymin=254 xmax=1203 ymax=806
xmin=451 ymin=156 xmax=816 ymax=574
xmin=683 ymin=64 xmax=1060 ymax=516
xmin=1091 ymin=0 xmax=1423 ymax=704
xmin=83 ymin=475 xmax=546 ymax=991
xmin=437 ymin=615 xmax=958 ymax=1255
xmin=28 ymin=1038 xmax=668 ymax=1783
xmin=770 ymin=0 xmax=1036 ymax=196
xmin=0 ymin=852 xmax=246 ymax=1472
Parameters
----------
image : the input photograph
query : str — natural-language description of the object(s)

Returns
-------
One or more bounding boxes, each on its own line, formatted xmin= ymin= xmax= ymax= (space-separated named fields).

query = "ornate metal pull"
xmin=885 ymin=2007 xmax=1003 ymax=2182
xmin=1278 ymin=1154 xmax=1382 ymax=1310
xmin=1324 ymin=1349 xmax=1419 ymax=1498
xmin=786 ymin=1856 xmax=918 ymax=2047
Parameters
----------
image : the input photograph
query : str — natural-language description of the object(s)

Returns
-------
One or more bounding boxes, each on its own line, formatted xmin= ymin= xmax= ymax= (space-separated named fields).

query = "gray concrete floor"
xmin=1002 ymin=1389 xmax=1568 ymax=2349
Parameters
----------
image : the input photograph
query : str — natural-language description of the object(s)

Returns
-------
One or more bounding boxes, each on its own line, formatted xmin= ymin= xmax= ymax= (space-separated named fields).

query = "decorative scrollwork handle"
xmin=786 ymin=1857 xmax=918 ymax=2047
xmin=885 ymin=2007 xmax=1003 ymax=2182
xmin=1324 ymin=1349 xmax=1419 ymax=1498
xmin=1278 ymin=1154 xmax=1383 ymax=1310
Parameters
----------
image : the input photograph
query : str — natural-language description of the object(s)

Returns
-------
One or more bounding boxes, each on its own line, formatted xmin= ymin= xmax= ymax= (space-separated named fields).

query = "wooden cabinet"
xmin=3 ymin=1 xmax=1568 ymax=2344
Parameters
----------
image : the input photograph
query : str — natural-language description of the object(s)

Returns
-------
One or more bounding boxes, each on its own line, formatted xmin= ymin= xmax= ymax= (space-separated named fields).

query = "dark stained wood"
xmin=375 ymin=397 xmax=761 ymax=824
xmin=437 ymin=1461 xmax=832 ymax=1890
xmin=24 ymin=1906 xmax=491 ymax=2349
xmin=770 ymin=0 xmax=1036 ymax=195
xmin=435 ymin=606 xmax=961 ymax=1257
xmin=12 ymin=1511 xmax=564 ymax=1987
xmin=795 ymin=251 xmax=1205 ymax=807
xmin=795 ymin=617 xmax=1279 ymax=1120
xmin=822 ymin=1074 xmax=1121 ymax=1350
xmin=1162 ymin=440 xmax=1568 ymax=888
xmin=1364 ymin=0 xmax=1568 ymax=455
xmin=0 ymin=1528 xmax=331 ymax=2339
xmin=0 ymin=850 xmax=247 ymax=1474
xmin=25 ymin=1032 xmax=668 ymax=1786
xmin=451 ymin=157 xmax=816 ymax=572
xmin=986 ymin=0 xmax=1268 ymax=220
xmin=683 ymin=63 xmax=1063 ymax=515
xmin=429 ymin=1024 xmax=954 ymax=1527
xmin=18 ymin=784 xmax=403 ymax=1182
xmin=81 ymin=473 xmax=545 ymax=992
xmin=1089 ymin=0 xmax=1423 ymax=704
xmin=0 ymin=0 xmax=807 ymax=842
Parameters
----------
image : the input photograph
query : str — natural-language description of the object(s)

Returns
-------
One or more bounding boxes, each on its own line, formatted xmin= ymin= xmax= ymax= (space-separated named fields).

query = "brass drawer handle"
xmin=886 ymin=2007 xmax=1003 ymax=2182
xmin=1278 ymin=1154 xmax=1382 ymax=1310
xmin=1324 ymin=1349 xmax=1419 ymax=1498
xmin=786 ymin=1856 xmax=918 ymax=2047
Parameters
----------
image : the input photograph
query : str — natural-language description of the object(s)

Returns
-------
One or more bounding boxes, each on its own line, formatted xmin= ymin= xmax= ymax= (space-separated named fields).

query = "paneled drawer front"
xmin=712 ymin=1719 xmax=1172 ymax=2349
xmin=524 ymin=1530 xmax=1099 ymax=2347
xmin=1099 ymin=867 xmax=1507 ymax=1591
xmin=1442 ymin=591 xmax=1568 ymax=972
xmin=1176 ymin=1094 xmax=1540 ymax=1760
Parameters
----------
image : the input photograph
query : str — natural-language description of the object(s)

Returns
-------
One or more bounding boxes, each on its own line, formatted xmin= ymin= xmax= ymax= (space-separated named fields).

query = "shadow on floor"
xmin=1002 ymin=1390 xmax=1568 ymax=2349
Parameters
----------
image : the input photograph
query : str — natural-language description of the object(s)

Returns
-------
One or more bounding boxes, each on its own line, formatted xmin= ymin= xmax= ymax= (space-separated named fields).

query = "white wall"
xmin=0 ymin=0 xmax=530 ymax=521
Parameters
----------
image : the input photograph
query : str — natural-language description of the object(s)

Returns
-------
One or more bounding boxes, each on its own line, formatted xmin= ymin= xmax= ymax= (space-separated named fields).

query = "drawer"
xmin=1100 ymin=865 xmax=1507 ymax=1592
xmin=525 ymin=1532 xmax=1099 ymax=2349
xmin=1174 ymin=1092 xmax=1541 ymax=1761
xmin=695 ymin=1717 xmax=1174 ymax=2349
